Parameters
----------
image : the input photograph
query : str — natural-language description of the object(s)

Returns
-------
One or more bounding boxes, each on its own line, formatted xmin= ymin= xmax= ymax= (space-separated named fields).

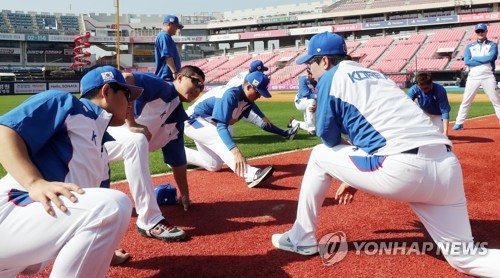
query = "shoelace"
xmin=155 ymin=220 xmax=175 ymax=231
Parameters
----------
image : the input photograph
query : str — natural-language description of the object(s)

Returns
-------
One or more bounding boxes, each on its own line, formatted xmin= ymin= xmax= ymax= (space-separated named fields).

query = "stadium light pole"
xmin=114 ymin=0 xmax=121 ymax=69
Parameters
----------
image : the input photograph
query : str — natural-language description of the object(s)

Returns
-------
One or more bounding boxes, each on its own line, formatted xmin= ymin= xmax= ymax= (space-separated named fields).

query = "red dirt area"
xmin=23 ymin=115 xmax=499 ymax=277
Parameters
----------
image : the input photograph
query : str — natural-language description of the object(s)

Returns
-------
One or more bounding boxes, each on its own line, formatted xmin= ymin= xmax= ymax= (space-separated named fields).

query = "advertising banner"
xmin=14 ymin=83 xmax=47 ymax=94
xmin=289 ymin=26 xmax=332 ymax=36
xmin=0 ymin=48 xmax=21 ymax=54
xmin=0 ymin=83 xmax=13 ymax=94
xmin=0 ymin=34 xmax=24 ymax=41
xmin=333 ymin=23 xmax=362 ymax=32
xmin=459 ymin=12 xmax=500 ymax=23
xmin=48 ymin=82 xmax=80 ymax=93
xmin=208 ymin=34 xmax=240 ymax=42
xmin=407 ymin=16 xmax=458 ymax=26
xmin=240 ymin=29 xmax=288 ymax=40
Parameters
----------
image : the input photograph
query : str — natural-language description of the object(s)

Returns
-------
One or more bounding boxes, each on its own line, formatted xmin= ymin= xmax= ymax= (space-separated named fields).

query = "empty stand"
xmin=352 ymin=37 xmax=393 ymax=68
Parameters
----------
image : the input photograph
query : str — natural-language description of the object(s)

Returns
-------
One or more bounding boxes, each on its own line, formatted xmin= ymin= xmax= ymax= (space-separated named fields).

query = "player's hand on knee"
xmin=178 ymin=194 xmax=192 ymax=211
xmin=28 ymin=180 xmax=84 ymax=216
xmin=128 ymin=123 xmax=152 ymax=141
xmin=335 ymin=182 xmax=357 ymax=205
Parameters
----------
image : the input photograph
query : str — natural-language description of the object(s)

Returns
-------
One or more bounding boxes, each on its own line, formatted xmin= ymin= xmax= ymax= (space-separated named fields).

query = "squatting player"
xmin=0 ymin=66 xmax=142 ymax=277
xmin=272 ymin=32 xmax=500 ymax=277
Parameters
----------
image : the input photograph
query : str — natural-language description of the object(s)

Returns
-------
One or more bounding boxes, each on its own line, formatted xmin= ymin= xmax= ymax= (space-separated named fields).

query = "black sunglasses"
xmin=109 ymin=83 xmax=131 ymax=102
xmin=475 ymin=30 xmax=485 ymax=34
xmin=182 ymin=74 xmax=204 ymax=91
xmin=306 ymin=56 xmax=323 ymax=65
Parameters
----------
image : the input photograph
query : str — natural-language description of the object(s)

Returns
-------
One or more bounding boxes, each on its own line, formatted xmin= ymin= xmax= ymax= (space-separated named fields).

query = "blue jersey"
xmin=463 ymin=40 xmax=498 ymax=79
xmin=0 ymin=90 xmax=112 ymax=188
xmin=192 ymin=85 xmax=260 ymax=150
xmin=407 ymin=83 xmax=450 ymax=119
xmin=296 ymin=75 xmax=316 ymax=101
xmin=132 ymin=72 xmax=188 ymax=166
xmin=154 ymin=30 xmax=181 ymax=80
xmin=316 ymin=60 xmax=450 ymax=155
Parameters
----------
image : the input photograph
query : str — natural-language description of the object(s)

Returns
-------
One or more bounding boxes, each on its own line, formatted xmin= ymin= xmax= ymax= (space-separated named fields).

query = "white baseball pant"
xmin=456 ymin=75 xmax=500 ymax=125
xmin=242 ymin=110 xmax=266 ymax=128
xmin=288 ymin=144 xmax=500 ymax=277
xmin=0 ymin=187 xmax=132 ymax=278
xmin=184 ymin=117 xmax=258 ymax=182
xmin=105 ymin=125 xmax=165 ymax=230
xmin=294 ymin=98 xmax=316 ymax=133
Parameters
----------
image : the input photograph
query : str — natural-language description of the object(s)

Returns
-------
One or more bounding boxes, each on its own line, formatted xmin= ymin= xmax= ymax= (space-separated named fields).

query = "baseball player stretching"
xmin=453 ymin=23 xmax=500 ymax=130
xmin=0 ymin=66 xmax=141 ymax=277
xmin=105 ymin=66 xmax=205 ymax=241
xmin=203 ymin=60 xmax=299 ymax=140
xmin=408 ymin=72 xmax=451 ymax=136
xmin=184 ymin=71 xmax=274 ymax=188
xmin=289 ymin=70 xmax=317 ymax=135
xmin=272 ymin=32 xmax=500 ymax=277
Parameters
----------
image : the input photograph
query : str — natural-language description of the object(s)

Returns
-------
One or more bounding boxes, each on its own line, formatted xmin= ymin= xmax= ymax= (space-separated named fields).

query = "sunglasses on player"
xmin=306 ymin=56 xmax=323 ymax=65
xmin=109 ymin=82 xmax=131 ymax=102
xmin=182 ymin=74 xmax=204 ymax=91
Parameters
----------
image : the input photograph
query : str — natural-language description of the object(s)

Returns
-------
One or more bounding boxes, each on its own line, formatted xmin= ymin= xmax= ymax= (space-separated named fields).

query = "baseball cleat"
xmin=136 ymin=219 xmax=186 ymax=241
xmin=452 ymin=124 xmax=463 ymax=130
xmin=286 ymin=123 xmax=300 ymax=140
xmin=247 ymin=166 xmax=274 ymax=188
xmin=272 ymin=233 xmax=318 ymax=255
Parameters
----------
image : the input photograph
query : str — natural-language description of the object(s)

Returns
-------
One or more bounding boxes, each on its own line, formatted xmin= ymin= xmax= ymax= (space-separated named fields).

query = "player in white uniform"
xmin=289 ymin=70 xmax=317 ymax=135
xmin=105 ymin=66 xmax=204 ymax=241
xmin=198 ymin=60 xmax=299 ymax=140
xmin=453 ymin=23 xmax=500 ymax=130
xmin=184 ymin=71 xmax=275 ymax=188
xmin=271 ymin=32 xmax=500 ymax=277
xmin=0 ymin=66 xmax=142 ymax=277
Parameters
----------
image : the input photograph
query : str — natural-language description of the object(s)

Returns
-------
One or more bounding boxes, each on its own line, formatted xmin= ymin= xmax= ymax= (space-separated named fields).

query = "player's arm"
xmin=297 ymin=77 xmax=311 ymax=99
xmin=437 ymin=87 xmax=451 ymax=137
xmin=250 ymin=104 xmax=271 ymax=126
xmin=0 ymin=125 xmax=83 ymax=216
xmin=171 ymin=165 xmax=191 ymax=211
xmin=316 ymin=83 xmax=342 ymax=147
xmin=212 ymin=90 xmax=248 ymax=176
xmin=160 ymin=35 xmax=178 ymax=77
xmin=442 ymin=118 xmax=449 ymax=137
xmin=161 ymin=121 xmax=191 ymax=210
xmin=125 ymin=102 xmax=152 ymax=141
xmin=407 ymin=86 xmax=418 ymax=101
xmin=216 ymin=122 xmax=247 ymax=177
xmin=472 ymin=43 xmax=498 ymax=64
xmin=165 ymin=57 xmax=178 ymax=77
xmin=463 ymin=46 xmax=484 ymax=67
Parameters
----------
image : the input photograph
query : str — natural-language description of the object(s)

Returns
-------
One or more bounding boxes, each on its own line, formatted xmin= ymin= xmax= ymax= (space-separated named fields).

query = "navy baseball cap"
xmin=296 ymin=32 xmax=347 ymax=65
xmin=163 ymin=15 xmax=184 ymax=29
xmin=80 ymin=66 xmax=143 ymax=101
xmin=475 ymin=23 xmax=487 ymax=32
xmin=246 ymin=71 xmax=271 ymax=98
xmin=249 ymin=60 xmax=268 ymax=72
